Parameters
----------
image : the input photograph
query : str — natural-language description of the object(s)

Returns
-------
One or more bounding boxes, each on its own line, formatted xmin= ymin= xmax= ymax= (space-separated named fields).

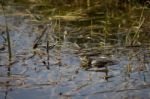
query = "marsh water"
xmin=0 ymin=3 xmax=150 ymax=99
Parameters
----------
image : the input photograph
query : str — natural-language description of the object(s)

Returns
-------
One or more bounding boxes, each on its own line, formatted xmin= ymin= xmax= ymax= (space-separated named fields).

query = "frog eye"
xmin=80 ymin=56 xmax=87 ymax=61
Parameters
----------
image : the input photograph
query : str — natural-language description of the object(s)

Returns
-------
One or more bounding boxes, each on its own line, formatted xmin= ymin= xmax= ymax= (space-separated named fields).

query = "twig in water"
xmin=33 ymin=26 xmax=48 ymax=49
xmin=46 ymin=26 xmax=50 ymax=69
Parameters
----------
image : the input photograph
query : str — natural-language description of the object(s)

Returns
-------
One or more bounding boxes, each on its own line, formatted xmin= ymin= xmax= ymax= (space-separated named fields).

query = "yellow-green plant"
xmin=125 ymin=7 xmax=145 ymax=45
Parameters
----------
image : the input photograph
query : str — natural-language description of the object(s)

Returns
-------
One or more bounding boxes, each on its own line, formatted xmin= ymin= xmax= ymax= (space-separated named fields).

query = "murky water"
xmin=0 ymin=4 xmax=150 ymax=99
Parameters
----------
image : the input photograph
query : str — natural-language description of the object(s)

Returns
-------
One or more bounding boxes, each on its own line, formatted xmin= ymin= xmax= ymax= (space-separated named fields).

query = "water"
xmin=0 ymin=4 xmax=150 ymax=99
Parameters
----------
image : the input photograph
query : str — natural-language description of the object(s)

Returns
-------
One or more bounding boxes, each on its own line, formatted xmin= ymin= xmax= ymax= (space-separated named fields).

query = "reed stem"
xmin=1 ymin=2 xmax=12 ymax=61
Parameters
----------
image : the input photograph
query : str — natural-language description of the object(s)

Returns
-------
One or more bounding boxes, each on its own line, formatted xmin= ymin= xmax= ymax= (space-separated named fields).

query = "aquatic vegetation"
xmin=1 ymin=1 xmax=12 ymax=62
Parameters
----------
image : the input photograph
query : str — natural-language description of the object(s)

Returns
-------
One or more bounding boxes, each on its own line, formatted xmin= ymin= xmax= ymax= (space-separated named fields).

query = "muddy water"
xmin=0 ymin=8 xmax=150 ymax=99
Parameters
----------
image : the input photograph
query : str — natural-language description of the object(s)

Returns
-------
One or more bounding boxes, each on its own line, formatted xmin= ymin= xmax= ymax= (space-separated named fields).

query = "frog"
xmin=80 ymin=55 xmax=117 ymax=70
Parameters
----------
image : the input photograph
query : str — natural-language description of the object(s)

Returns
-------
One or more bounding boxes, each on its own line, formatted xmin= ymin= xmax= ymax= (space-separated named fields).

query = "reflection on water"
xmin=0 ymin=5 xmax=150 ymax=99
